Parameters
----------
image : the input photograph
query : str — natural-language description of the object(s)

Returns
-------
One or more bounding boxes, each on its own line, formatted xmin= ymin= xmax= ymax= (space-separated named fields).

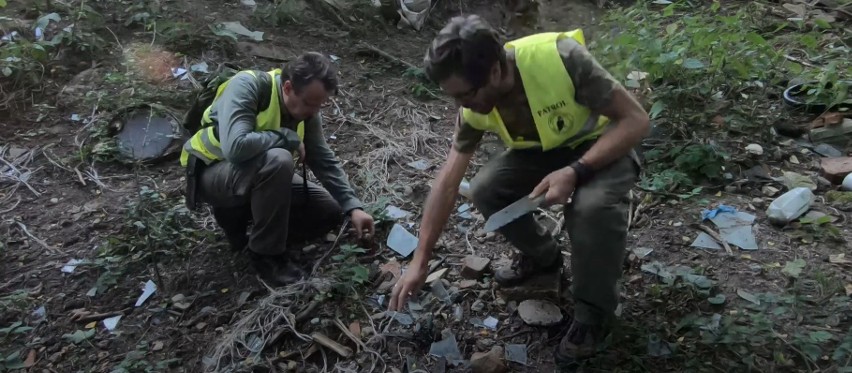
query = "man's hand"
xmin=530 ymin=167 xmax=577 ymax=206
xmin=349 ymin=209 xmax=375 ymax=239
xmin=388 ymin=261 xmax=428 ymax=311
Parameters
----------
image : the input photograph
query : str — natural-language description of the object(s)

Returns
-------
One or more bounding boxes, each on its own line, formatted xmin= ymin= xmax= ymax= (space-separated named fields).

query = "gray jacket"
xmin=205 ymin=70 xmax=363 ymax=213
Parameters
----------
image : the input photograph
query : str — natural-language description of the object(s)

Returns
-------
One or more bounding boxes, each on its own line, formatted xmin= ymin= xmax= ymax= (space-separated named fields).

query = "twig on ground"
xmin=14 ymin=221 xmax=58 ymax=254
xmin=69 ymin=308 xmax=131 ymax=324
xmin=356 ymin=42 xmax=418 ymax=70
xmin=0 ymin=146 xmax=42 ymax=197
xmin=311 ymin=332 xmax=353 ymax=357
xmin=693 ymin=223 xmax=733 ymax=255
xmin=0 ymin=197 xmax=21 ymax=214
xmin=311 ymin=219 xmax=350 ymax=276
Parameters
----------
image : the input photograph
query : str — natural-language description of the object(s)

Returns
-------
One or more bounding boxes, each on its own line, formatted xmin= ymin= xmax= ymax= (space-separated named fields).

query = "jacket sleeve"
xmin=303 ymin=114 xmax=364 ymax=213
xmin=216 ymin=72 xmax=302 ymax=164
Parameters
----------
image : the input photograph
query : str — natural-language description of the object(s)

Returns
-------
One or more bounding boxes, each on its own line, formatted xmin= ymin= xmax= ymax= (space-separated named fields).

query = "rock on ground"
xmin=517 ymin=299 xmax=563 ymax=326
xmin=461 ymin=255 xmax=491 ymax=279
xmin=470 ymin=346 xmax=507 ymax=373
xmin=821 ymin=157 xmax=852 ymax=184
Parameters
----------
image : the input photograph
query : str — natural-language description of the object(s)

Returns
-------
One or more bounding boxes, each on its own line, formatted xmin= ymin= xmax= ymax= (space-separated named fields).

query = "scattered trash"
xmin=820 ymin=157 xmax=852 ymax=184
xmin=470 ymin=346 xmax=507 ymax=373
xmin=398 ymin=0 xmax=433 ymax=31
xmin=699 ymin=313 xmax=722 ymax=332
xmin=457 ymin=203 xmax=473 ymax=219
xmin=430 ymin=281 xmax=451 ymax=304
xmin=701 ymin=205 xmax=736 ymax=220
xmin=517 ymin=299 xmax=562 ymax=326
xmin=767 ymin=187 xmax=814 ymax=226
xmin=135 ymin=280 xmax=157 ymax=307
xmin=329 ymin=54 xmax=341 ymax=62
xmin=86 ymin=287 xmax=97 ymax=297
xmin=32 ymin=306 xmax=46 ymax=321
xmin=407 ymin=159 xmax=430 ymax=171
xmin=210 ymin=21 xmax=264 ymax=41
xmin=384 ymin=205 xmax=411 ymax=220
xmin=736 ymin=289 xmax=760 ymax=305
xmin=171 ymin=67 xmax=188 ymax=78
xmin=429 ymin=333 xmax=463 ymax=366
xmin=458 ymin=180 xmax=472 ymax=199
xmin=745 ymin=143 xmax=764 ymax=155
xmin=708 ymin=209 xmax=758 ymax=251
xmin=61 ymin=259 xmax=83 ymax=273
xmin=647 ymin=334 xmax=674 ymax=357
xmin=190 ymin=61 xmax=209 ymax=74
xmin=482 ymin=316 xmax=499 ymax=330
xmin=504 ymin=344 xmax=528 ymax=365
xmin=780 ymin=171 xmax=817 ymax=191
xmin=102 ymin=315 xmax=121 ymax=331
xmin=387 ymin=224 xmax=418 ymax=257
xmin=691 ymin=232 xmax=723 ymax=250
xmin=390 ymin=312 xmax=414 ymax=325
xmin=70 ymin=114 xmax=81 ymax=122
xmin=630 ymin=247 xmax=654 ymax=258
xmin=814 ymin=143 xmax=843 ymax=158
xmin=842 ymin=173 xmax=852 ymax=191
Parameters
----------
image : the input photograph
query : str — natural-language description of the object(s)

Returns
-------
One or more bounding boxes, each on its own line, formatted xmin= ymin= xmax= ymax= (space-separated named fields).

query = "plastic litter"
xmin=103 ymin=315 xmax=122 ymax=331
xmin=386 ymin=224 xmax=418 ymax=257
xmin=505 ymin=344 xmax=528 ymax=365
xmin=766 ymin=187 xmax=814 ymax=226
xmin=135 ymin=280 xmax=157 ymax=307
xmin=429 ymin=333 xmax=463 ymax=366
xmin=384 ymin=205 xmax=411 ymax=220
xmin=61 ymin=259 xmax=83 ymax=273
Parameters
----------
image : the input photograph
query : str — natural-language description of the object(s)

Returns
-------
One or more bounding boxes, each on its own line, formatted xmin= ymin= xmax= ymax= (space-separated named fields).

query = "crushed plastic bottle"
xmin=458 ymin=180 xmax=472 ymax=199
xmin=842 ymin=173 xmax=852 ymax=191
xmin=766 ymin=187 xmax=814 ymax=226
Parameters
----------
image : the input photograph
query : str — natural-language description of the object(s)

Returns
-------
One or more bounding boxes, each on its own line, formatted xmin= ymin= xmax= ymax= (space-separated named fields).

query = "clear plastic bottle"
xmin=458 ymin=180 xmax=472 ymax=199
xmin=766 ymin=187 xmax=814 ymax=225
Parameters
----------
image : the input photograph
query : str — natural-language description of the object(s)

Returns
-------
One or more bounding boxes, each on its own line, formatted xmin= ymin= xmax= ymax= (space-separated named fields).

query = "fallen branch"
xmin=693 ymin=224 xmax=733 ymax=255
xmin=311 ymin=332 xmax=353 ymax=358
xmin=356 ymin=42 xmax=419 ymax=70
xmin=69 ymin=308 xmax=130 ymax=324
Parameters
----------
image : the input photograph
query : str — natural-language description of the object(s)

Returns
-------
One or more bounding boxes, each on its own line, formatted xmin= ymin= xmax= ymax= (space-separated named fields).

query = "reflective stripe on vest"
xmin=461 ymin=29 xmax=610 ymax=151
xmin=180 ymin=69 xmax=305 ymax=166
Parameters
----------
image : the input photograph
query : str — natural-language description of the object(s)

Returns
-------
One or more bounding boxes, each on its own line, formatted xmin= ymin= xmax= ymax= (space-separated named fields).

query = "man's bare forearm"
xmin=579 ymin=88 xmax=650 ymax=170
xmin=411 ymin=148 xmax=472 ymax=267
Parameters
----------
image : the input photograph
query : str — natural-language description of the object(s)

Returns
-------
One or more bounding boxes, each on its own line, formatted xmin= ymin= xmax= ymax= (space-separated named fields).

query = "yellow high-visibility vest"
xmin=179 ymin=69 xmax=305 ymax=166
xmin=462 ymin=29 xmax=609 ymax=151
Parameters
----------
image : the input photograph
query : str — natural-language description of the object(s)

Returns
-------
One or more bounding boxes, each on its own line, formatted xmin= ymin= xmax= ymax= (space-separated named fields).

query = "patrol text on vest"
xmin=537 ymin=100 xmax=567 ymax=117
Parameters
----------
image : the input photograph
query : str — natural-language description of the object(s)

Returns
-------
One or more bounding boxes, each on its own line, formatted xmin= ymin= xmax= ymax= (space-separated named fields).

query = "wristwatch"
xmin=569 ymin=160 xmax=594 ymax=186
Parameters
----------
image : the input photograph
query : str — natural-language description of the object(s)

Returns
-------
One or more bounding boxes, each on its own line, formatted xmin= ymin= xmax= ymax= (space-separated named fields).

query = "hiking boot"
xmin=494 ymin=251 xmax=563 ymax=287
xmin=554 ymin=319 xmax=606 ymax=369
xmin=212 ymin=206 xmax=250 ymax=252
xmin=249 ymin=253 xmax=306 ymax=287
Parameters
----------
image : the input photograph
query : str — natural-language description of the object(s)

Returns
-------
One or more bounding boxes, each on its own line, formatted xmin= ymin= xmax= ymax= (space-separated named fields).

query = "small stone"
xmin=724 ymin=185 xmax=737 ymax=193
xmin=745 ymin=144 xmax=763 ymax=155
xmin=470 ymin=346 xmax=507 ymax=373
xmin=302 ymin=244 xmax=318 ymax=253
xmin=484 ymin=232 xmax=496 ymax=241
xmin=325 ymin=233 xmax=337 ymax=242
xmin=789 ymin=155 xmax=800 ymax=164
xmin=459 ymin=280 xmax=478 ymax=289
xmin=311 ymin=318 xmax=321 ymax=324
xmin=517 ymin=299 xmax=563 ymax=326
xmin=471 ymin=300 xmax=485 ymax=313
xmin=751 ymin=198 xmax=765 ymax=207
xmin=762 ymin=185 xmax=779 ymax=197
xmin=361 ymin=326 xmax=374 ymax=339
xmin=287 ymin=361 xmax=298 ymax=371
xmin=821 ymin=157 xmax=852 ymax=184
xmin=461 ymin=255 xmax=491 ymax=279
xmin=50 ymin=198 xmax=59 ymax=204
xmin=195 ymin=322 xmax=207 ymax=330
xmin=476 ymin=338 xmax=496 ymax=350
xmin=152 ymin=341 xmax=164 ymax=351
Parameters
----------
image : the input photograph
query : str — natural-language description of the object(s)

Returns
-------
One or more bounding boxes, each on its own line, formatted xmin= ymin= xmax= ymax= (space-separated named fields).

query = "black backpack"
xmin=181 ymin=63 xmax=279 ymax=136
xmin=181 ymin=62 xmax=243 ymax=135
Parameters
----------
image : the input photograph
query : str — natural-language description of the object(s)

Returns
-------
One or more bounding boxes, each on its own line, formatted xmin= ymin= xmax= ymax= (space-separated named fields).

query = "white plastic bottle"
xmin=842 ymin=173 xmax=852 ymax=191
xmin=766 ymin=187 xmax=815 ymax=226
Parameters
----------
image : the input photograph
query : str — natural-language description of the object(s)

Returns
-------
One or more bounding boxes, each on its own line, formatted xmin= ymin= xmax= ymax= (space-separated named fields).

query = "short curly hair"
xmin=423 ymin=15 xmax=505 ymax=88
